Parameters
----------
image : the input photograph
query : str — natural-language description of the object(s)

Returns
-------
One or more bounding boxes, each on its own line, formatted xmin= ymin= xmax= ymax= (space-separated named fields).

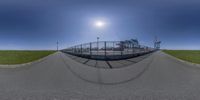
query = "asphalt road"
xmin=0 ymin=51 xmax=200 ymax=100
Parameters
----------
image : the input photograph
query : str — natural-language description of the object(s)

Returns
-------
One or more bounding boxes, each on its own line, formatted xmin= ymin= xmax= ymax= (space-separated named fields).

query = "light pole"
xmin=57 ymin=41 xmax=59 ymax=51
xmin=97 ymin=37 xmax=99 ymax=55
xmin=94 ymin=20 xmax=105 ymax=55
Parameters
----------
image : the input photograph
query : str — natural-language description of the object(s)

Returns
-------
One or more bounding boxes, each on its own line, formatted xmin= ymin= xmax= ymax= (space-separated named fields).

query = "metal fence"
xmin=62 ymin=41 xmax=156 ymax=60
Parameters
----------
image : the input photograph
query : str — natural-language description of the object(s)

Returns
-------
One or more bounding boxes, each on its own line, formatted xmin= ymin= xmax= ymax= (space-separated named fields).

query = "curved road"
xmin=0 ymin=51 xmax=200 ymax=99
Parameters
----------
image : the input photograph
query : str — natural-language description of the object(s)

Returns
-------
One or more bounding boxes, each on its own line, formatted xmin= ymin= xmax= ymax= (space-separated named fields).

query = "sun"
xmin=95 ymin=21 xmax=105 ymax=28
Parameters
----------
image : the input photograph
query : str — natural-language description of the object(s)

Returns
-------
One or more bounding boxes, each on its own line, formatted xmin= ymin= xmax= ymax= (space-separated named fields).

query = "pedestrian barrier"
xmin=62 ymin=41 xmax=156 ymax=60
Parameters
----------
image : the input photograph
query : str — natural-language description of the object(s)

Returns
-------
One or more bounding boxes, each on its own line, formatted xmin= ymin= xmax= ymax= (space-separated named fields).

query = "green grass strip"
xmin=163 ymin=50 xmax=200 ymax=64
xmin=0 ymin=50 xmax=56 ymax=65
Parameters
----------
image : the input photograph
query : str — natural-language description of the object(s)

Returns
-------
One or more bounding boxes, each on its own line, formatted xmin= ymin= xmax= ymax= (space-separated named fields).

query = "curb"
xmin=0 ymin=52 xmax=57 ymax=68
xmin=162 ymin=51 xmax=200 ymax=68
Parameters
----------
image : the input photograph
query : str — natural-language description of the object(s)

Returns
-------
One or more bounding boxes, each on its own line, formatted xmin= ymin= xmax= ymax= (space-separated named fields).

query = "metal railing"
xmin=62 ymin=41 xmax=156 ymax=60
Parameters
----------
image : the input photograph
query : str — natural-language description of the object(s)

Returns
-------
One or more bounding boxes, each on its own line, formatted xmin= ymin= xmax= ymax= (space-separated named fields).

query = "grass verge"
xmin=0 ymin=50 xmax=56 ymax=65
xmin=163 ymin=50 xmax=200 ymax=64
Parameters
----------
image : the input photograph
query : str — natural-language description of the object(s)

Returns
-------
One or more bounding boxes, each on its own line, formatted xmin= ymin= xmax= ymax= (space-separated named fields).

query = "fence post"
xmin=81 ymin=44 xmax=82 ymax=55
xmin=121 ymin=43 xmax=123 ymax=56
xmin=132 ymin=44 xmax=134 ymax=54
xmin=105 ymin=41 xmax=106 ymax=57
xmin=113 ymin=42 xmax=114 ymax=55
xmin=75 ymin=46 xmax=76 ymax=53
xmin=90 ymin=42 xmax=92 ymax=56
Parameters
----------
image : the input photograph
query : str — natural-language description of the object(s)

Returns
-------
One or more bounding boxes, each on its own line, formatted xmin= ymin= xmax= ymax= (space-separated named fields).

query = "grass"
xmin=163 ymin=50 xmax=200 ymax=64
xmin=0 ymin=50 xmax=56 ymax=65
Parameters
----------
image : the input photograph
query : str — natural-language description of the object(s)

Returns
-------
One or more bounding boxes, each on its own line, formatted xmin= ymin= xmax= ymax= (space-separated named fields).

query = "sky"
xmin=0 ymin=0 xmax=199 ymax=50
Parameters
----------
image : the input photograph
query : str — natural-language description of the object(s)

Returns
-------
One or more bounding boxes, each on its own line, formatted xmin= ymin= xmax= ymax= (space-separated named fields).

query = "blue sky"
xmin=0 ymin=0 xmax=199 ymax=50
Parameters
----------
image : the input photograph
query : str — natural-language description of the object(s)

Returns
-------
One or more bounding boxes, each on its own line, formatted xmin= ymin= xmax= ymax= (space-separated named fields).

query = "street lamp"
xmin=57 ymin=41 xmax=59 ymax=51
xmin=94 ymin=20 xmax=105 ymax=55
xmin=97 ymin=37 xmax=99 ymax=55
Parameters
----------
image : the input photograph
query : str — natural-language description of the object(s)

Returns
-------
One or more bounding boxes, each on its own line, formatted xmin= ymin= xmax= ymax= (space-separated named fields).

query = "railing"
xmin=62 ymin=41 xmax=156 ymax=60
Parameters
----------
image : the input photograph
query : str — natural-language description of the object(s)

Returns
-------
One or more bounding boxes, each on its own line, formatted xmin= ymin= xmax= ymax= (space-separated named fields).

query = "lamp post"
xmin=57 ymin=41 xmax=59 ymax=51
xmin=94 ymin=20 xmax=105 ymax=55
xmin=97 ymin=37 xmax=99 ymax=55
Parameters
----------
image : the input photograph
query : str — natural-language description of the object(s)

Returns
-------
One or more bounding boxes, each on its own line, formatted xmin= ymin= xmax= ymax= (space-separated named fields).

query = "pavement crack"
xmin=83 ymin=59 xmax=90 ymax=64
xmin=106 ymin=61 xmax=113 ymax=69
xmin=125 ymin=59 xmax=137 ymax=63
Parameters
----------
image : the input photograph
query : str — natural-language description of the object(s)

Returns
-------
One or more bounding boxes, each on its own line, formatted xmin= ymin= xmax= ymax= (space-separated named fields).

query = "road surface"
xmin=0 ymin=51 xmax=200 ymax=100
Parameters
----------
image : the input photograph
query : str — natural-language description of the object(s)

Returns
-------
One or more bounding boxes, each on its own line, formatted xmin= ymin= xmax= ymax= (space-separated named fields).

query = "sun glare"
xmin=95 ymin=21 xmax=105 ymax=27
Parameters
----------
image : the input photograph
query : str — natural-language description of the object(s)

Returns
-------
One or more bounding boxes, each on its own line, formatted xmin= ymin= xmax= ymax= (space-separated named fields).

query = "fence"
xmin=61 ymin=41 xmax=156 ymax=60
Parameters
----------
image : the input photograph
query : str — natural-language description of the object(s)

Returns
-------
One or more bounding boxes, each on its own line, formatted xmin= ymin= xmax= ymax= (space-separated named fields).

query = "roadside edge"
xmin=162 ymin=51 xmax=200 ymax=67
xmin=0 ymin=52 xmax=57 ymax=68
